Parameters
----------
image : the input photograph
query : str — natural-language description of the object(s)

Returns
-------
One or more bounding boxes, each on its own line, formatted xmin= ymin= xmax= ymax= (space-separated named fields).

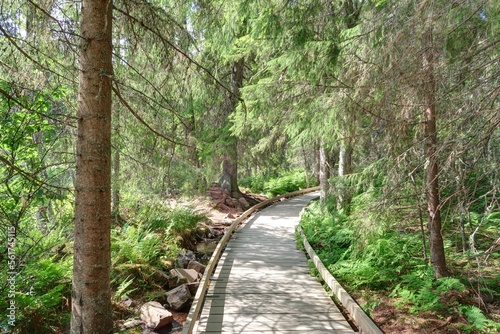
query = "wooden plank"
xmin=209 ymin=276 xmax=320 ymax=284
xmin=205 ymin=294 xmax=332 ymax=302
xmin=200 ymin=304 xmax=344 ymax=315
xmin=200 ymin=330 xmax=355 ymax=334
xmin=199 ymin=320 xmax=354 ymax=332
xmin=200 ymin=313 xmax=349 ymax=323
xmin=197 ymin=309 xmax=355 ymax=332
xmin=209 ymin=279 xmax=327 ymax=289
xmin=207 ymin=285 xmax=328 ymax=295
xmin=202 ymin=297 xmax=337 ymax=310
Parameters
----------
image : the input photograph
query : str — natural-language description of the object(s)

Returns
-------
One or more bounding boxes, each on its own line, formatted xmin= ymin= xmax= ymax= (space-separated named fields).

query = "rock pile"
xmin=117 ymin=252 xmax=206 ymax=333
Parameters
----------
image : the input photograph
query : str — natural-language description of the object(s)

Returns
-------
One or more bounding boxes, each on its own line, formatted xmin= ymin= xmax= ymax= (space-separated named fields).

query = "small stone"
xmin=166 ymin=284 xmax=192 ymax=311
xmin=120 ymin=295 xmax=133 ymax=308
xmin=121 ymin=318 xmax=143 ymax=330
xmin=140 ymin=301 xmax=174 ymax=330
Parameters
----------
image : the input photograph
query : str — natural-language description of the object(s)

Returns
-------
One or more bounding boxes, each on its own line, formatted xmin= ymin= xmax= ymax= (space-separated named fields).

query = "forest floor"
xmin=359 ymin=292 xmax=499 ymax=334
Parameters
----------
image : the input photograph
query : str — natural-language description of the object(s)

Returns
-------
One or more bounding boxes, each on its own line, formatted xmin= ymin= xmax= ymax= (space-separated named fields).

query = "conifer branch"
xmin=113 ymin=5 xmax=243 ymax=104
xmin=112 ymin=83 xmax=194 ymax=148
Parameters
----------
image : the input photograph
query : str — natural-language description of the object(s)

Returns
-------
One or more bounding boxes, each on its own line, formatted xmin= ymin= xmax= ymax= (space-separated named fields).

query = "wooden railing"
xmin=182 ymin=186 xmax=320 ymax=334
xmin=298 ymin=226 xmax=384 ymax=334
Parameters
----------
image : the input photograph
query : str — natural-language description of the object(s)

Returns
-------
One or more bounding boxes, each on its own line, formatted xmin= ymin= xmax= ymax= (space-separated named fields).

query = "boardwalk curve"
xmin=194 ymin=192 xmax=356 ymax=333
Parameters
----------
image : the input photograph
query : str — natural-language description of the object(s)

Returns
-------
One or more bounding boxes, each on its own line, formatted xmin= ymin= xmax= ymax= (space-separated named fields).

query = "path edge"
xmin=297 ymin=224 xmax=385 ymax=334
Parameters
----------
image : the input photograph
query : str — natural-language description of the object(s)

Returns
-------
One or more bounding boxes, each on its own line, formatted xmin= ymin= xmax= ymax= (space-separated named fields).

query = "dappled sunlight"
xmin=196 ymin=193 xmax=356 ymax=333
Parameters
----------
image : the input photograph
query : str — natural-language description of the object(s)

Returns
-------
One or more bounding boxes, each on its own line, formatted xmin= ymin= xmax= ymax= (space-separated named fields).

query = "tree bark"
xmin=319 ymin=140 xmax=330 ymax=205
xmin=112 ymin=107 xmax=120 ymax=216
xmin=337 ymin=141 xmax=352 ymax=212
xmin=71 ymin=1 xmax=114 ymax=333
xmin=219 ymin=58 xmax=244 ymax=197
xmin=422 ymin=27 xmax=448 ymax=278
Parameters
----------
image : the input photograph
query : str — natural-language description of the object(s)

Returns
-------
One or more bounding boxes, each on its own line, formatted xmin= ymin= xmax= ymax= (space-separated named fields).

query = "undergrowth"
xmin=111 ymin=196 xmax=208 ymax=298
xmin=240 ymin=169 xmax=315 ymax=197
xmin=299 ymin=194 xmax=500 ymax=333
xmin=0 ymin=193 xmax=208 ymax=333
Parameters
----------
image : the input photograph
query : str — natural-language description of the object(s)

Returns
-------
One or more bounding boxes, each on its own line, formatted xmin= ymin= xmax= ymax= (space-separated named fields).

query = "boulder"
xmin=140 ymin=301 xmax=173 ymax=330
xmin=166 ymin=284 xmax=192 ymax=311
xmin=187 ymin=260 xmax=206 ymax=274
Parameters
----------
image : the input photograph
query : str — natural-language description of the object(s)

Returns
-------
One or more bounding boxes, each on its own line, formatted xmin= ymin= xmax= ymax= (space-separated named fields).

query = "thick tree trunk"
xmin=422 ymin=28 xmax=448 ymax=278
xmin=220 ymin=150 xmax=239 ymax=196
xmin=219 ymin=58 xmax=244 ymax=197
xmin=71 ymin=1 xmax=113 ymax=333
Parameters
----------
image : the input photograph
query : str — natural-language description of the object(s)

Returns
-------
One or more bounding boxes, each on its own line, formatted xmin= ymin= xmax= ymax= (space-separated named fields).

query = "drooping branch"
xmin=112 ymin=83 xmax=194 ymax=148
xmin=113 ymin=4 xmax=242 ymax=103
xmin=112 ymin=52 xmax=189 ymax=129
xmin=0 ymin=155 xmax=71 ymax=192
xmin=0 ymin=24 xmax=75 ymax=84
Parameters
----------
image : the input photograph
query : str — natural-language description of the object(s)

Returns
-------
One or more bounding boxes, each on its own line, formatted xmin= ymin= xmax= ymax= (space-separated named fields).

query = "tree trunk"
xmin=422 ymin=27 xmax=448 ymax=278
xmin=319 ymin=140 xmax=330 ymax=205
xmin=112 ymin=107 xmax=120 ymax=216
xmin=337 ymin=141 xmax=352 ymax=212
xmin=71 ymin=1 xmax=113 ymax=333
xmin=301 ymin=140 xmax=311 ymax=187
xmin=219 ymin=58 xmax=244 ymax=197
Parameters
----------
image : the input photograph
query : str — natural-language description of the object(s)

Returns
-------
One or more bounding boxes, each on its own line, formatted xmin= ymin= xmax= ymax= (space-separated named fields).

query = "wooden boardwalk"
xmin=196 ymin=193 xmax=355 ymax=333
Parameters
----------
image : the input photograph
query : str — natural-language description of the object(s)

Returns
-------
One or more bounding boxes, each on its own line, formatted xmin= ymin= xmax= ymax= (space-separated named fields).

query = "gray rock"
xmin=168 ymin=270 xmax=188 ymax=289
xmin=166 ymin=284 xmax=192 ymax=311
xmin=186 ymin=282 xmax=200 ymax=296
xmin=120 ymin=295 xmax=133 ymax=308
xmin=177 ymin=249 xmax=196 ymax=268
xmin=238 ymin=197 xmax=250 ymax=210
xmin=170 ymin=268 xmax=199 ymax=283
xmin=140 ymin=301 xmax=174 ymax=330
xmin=187 ymin=260 xmax=206 ymax=274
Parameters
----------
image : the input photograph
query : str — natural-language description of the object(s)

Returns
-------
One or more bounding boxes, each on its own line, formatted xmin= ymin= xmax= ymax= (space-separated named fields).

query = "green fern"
xmin=113 ymin=275 xmax=137 ymax=302
xmin=459 ymin=305 xmax=500 ymax=333
xmin=112 ymin=224 xmax=163 ymax=264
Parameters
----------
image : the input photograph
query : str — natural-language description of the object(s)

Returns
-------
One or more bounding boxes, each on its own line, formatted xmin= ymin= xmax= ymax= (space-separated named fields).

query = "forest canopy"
xmin=0 ymin=0 xmax=498 ymax=333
